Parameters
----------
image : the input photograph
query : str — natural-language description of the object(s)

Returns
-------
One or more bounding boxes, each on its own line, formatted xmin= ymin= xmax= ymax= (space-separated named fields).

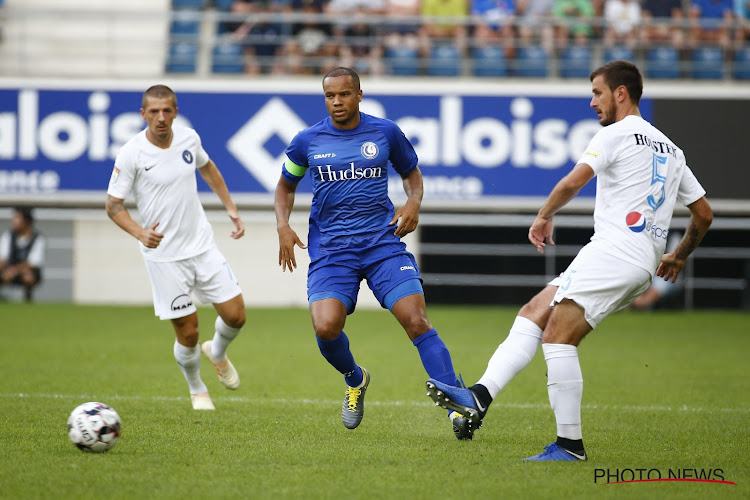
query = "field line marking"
xmin=1 ymin=393 xmax=749 ymax=413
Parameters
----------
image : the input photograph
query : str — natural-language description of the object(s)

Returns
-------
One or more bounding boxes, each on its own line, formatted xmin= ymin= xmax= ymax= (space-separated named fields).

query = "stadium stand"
xmin=212 ymin=42 xmax=246 ymax=73
xmin=645 ymin=45 xmax=681 ymax=78
xmin=472 ymin=45 xmax=509 ymax=76
xmin=559 ymin=45 xmax=593 ymax=78
xmin=690 ymin=46 xmax=725 ymax=79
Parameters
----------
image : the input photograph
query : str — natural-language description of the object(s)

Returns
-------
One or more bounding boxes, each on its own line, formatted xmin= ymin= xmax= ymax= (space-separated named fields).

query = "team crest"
xmin=182 ymin=150 xmax=193 ymax=164
xmin=360 ymin=142 xmax=378 ymax=160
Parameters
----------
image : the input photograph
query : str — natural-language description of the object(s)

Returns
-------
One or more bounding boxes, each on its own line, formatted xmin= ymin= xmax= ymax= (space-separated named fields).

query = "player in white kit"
xmin=425 ymin=61 xmax=714 ymax=458
xmin=106 ymin=85 xmax=247 ymax=410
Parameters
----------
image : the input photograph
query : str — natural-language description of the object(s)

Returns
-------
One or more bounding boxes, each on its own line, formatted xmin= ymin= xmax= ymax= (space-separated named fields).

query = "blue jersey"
xmin=282 ymin=112 xmax=418 ymax=258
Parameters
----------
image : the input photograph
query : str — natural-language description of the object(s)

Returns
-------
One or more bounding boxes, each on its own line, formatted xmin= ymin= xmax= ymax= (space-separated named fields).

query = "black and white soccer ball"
xmin=67 ymin=402 xmax=121 ymax=452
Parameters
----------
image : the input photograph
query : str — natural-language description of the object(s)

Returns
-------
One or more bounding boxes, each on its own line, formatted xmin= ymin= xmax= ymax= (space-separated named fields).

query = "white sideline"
xmin=1 ymin=392 xmax=748 ymax=413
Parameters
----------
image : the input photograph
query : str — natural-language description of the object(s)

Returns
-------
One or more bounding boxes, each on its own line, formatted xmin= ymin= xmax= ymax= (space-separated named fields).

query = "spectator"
xmin=734 ymin=0 xmax=750 ymax=47
xmin=339 ymin=12 xmax=386 ymax=75
xmin=516 ymin=0 xmax=556 ymax=49
xmin=641 ymin=0 xmax=686 ymax=49
xmin=603 ymin=0 xmax=642 ymax=49
xmin=688 ymin=0 xmax=734 ymax=49
xmin=471 ymin=0 xmax=518 ymax=58
xmin=290 ymin=0 xmax=335 ymax=73
xmin=552 ymin=0 xmax=596 ymax=48
xmin=0 ymin=207 xmax=45 ymax=302
xmin=228 ymin=1 xmax=287 ymax=74
xmin=420 ymin=0 xmax=470 ymax=56
xmin=382 ymin=0 xmax=423 ymax=54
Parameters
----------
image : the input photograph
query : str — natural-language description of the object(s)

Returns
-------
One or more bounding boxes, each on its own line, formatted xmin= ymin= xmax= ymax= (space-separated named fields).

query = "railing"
xmin=1 ymin=5 xmax=749 ymax=79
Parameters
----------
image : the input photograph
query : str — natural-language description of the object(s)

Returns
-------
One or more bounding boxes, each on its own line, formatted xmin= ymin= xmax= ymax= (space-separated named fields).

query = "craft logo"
xmin=594 ymin=468 xmax=736 ymax=486
xmin=626 ymin=211 xmax=646 ymax=233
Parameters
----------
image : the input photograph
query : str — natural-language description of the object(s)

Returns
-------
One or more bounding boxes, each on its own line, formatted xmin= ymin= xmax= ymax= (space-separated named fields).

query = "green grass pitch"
xmin=0 ymin=303 xmax=748 ymax=499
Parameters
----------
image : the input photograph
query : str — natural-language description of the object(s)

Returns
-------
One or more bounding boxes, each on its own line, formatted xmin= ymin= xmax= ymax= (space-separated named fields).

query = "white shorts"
xmin=548 ymin=243 xmax=651 ymax=328
xmin=143 ymin=246 xmax=242 ymax=320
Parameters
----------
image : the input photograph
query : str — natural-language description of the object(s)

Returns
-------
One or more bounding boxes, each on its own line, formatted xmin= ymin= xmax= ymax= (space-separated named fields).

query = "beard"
xmin=599 ymin=103 xmax=618 ymax=127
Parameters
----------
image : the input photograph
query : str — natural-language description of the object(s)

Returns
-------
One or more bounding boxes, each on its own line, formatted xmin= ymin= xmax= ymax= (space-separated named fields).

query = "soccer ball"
xmin=67 ymin=402 xmax=121 ymax=452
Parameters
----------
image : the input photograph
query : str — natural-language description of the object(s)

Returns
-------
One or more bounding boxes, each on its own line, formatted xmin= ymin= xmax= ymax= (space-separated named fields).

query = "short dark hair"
xmin=590 ymin=60 xmax=643 ymax=105
xmin=14 ymin=206 xmax=33 ymax=224
xmin=322 ymin=67 xmax=360 ymax=91
xmin=142 ymin=84 xmax=177 ymax=109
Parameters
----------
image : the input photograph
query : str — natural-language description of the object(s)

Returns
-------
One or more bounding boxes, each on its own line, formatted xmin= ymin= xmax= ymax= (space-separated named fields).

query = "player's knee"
xmin=312 ymin=317 xmax=343 ymax=340
xmin=403 ymin=313 xmax=432 ymax=339
xmin=224 ymin=309 xmax=246 ymax=329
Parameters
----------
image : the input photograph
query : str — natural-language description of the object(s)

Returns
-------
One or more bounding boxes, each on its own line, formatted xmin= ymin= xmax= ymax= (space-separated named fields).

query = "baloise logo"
xmin=626 ymin=212 xmax=646 ymax=233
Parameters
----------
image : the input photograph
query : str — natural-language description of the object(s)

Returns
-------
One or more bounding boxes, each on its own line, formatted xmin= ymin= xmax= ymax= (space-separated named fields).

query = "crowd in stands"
xmin=167 ymin=0 xmax=750 ymax=77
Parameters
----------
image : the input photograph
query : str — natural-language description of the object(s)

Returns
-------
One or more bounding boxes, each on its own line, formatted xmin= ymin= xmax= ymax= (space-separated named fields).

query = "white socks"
xmin=173 ymin=341 xmax=208 ymax=395
xmin=211 ymin=316 xmax=242 ymax=362
xmin=543 ymin=343 xmax=583 ymax=440
xmin=477 ymin=316 xmax=543 ymax=398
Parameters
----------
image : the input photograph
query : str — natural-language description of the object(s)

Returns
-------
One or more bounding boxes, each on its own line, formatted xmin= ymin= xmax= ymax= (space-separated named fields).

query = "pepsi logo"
xmin=626 ymin=211 xmax=646 ymax=233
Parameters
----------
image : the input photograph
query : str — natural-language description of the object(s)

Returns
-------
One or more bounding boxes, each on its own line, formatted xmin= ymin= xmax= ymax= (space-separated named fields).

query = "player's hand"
xmin=655 ymin=252 xmax=685 ymax=283
xmin=229 ymin=212 xmax=245 ymax=239
xmin=278 ymin=225 xmax=307 ymax=272
xmin=390 ymin=199 xmax=420 ymax=237
xmin=529 ymin=216 xmax=555 ymax=254
xmin=140 ymin=222 xmax=164 ymax=248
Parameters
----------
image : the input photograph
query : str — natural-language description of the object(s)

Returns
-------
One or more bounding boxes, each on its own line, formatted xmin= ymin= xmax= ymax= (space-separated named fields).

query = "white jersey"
xmin=108 ymin=126 xmax=214 ymax=262
xmin=578 ymin=115 xmax=705 ymax=277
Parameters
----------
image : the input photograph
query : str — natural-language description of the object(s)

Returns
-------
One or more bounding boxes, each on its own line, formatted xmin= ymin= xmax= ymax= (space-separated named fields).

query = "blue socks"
xmin=318 ymin=329 xmax=456 ymax=392
xmin=413 ymin=329 xmax=457 ymax=386
xmin=317 ymin=331 xmax=364 ymax=387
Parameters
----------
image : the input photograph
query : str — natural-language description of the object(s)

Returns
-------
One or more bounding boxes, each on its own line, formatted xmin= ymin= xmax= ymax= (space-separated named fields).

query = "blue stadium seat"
xmin=733 ymin=47 xmax=750 ymax=79
xmin=603 ymin=46 xmax=634 ymax=63
xmin=690 ymin=47 xmax=724 ymax=79
xmin=172 ymin=0 xmax=205 ymax=9
xmin=213 ymin=0 xmax=235 ymax=10
xmin=170 ymin=11 xmax=200 ymax=43
xmin=212 ymin=43 xmax=245 ymax=73
xmin=559 ymin=46 xmax=592 ymax=78
xmin=515 ymin=46 xmax=548 ymax=77
xmin=385 ymin=46 xmax=420 ymax=76
xmin=645 ymin=46 xmax=681 ymax=79
xmin=166 ymin=43 xmax=198 ymax=73
xmin=427 ymin=44 xmax=462 ymax=76
xmin=472 ymin=46 xmax=508 ymax=77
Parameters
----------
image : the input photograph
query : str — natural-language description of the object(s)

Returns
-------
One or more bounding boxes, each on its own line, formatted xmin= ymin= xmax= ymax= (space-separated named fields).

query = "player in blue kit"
xmin=275 ymin=67 xmax=467 ymax=437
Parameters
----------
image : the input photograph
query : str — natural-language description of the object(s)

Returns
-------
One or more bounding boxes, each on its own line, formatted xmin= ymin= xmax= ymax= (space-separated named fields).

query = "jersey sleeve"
xmin=282 ymin=131 xmax=311 ymax=184
xmin=576 ymin=128 xmax=611 ymax=175
xmin=383 ymin=120 xmax=418 ymax=176
xmin=0 ymin=231 xmax=9 ymax=261
xmin=27 ymin=234 xmax=45 ymax=267
xmin=194 ymin=130 xmax=210 ymax=168
xmin=677 ymin=165 xmax=706 ymax=206
xmin=107 ymin=145 xmax=137 ymax=200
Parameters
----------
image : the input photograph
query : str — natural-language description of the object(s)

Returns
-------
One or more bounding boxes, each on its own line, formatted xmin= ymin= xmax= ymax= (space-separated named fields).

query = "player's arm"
xmin=656 ymin=196 xmax=712 ymax=283
xmin=105 ymin=195 xmax=164 ymax=249
xmin=390 ymin=166 xmax=423 ymax=237
xmin=529 ymin=162 xmax=595 ymax=253
xmin=275 ymin=176 xmax=307 ymax=272
xmin=198 ymin=159 xmax=244 ymax=239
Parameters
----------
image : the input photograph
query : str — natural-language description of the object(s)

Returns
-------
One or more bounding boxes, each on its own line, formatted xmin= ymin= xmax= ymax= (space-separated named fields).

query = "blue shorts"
xmin=307 ymin=229 xmax=423 ymax=314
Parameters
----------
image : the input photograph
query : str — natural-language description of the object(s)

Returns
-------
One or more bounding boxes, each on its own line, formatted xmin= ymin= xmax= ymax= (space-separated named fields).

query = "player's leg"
xmin=202 ymin=294 xmax=245 ymax=390
xmin=143 ymin=258 xmax=211 ymax=410
xmin=426 ymin=285 xmax=556 ymax=437
xmin=192 ymin=248 xmax=245 ymax=390
xmin=390 ymin=291 xmax=458 ymax=387
xmin=171 ymin=312 xmax=214 ymax=410
xmin=525 ymin=245 xmax=651 ymax=461
xmin=472 ymin=285 xmax=556 ymax=409
xmin=522 ymin=299 xmax=592 ymax=461
xmin=311 ymin=297 xmax=370 ymax=429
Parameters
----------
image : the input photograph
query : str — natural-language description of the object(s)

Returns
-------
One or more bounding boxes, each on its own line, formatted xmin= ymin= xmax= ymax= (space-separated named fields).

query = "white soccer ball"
xmin=67 ymin=402 xmax=121 ymax=452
